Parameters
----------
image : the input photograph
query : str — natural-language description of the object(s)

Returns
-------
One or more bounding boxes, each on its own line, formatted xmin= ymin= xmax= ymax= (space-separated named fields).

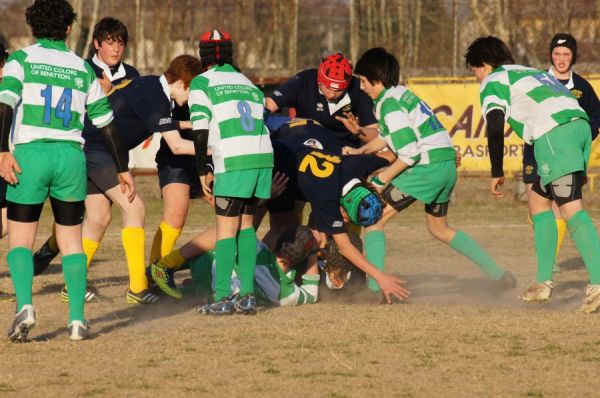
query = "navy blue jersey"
xmin=270 ymin=69 xmax=377 ymax=148
xmin=82 ymin=59 xmax=139 ymax=151
xmin=84 ymin=75 xmax=178 ymax=153
xmin=155 ymin=103 xmax=195 ymax=169
xmin=558 ymin=72 xmax=600 ymax=140
xmin=272 ymin=120 xmax=389 ymax=234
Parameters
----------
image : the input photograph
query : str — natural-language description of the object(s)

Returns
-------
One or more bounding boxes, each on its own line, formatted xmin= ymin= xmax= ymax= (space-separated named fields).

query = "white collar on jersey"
xmin=159 ymin=74 xmax=174 ymax=109
xmin=92 ymin=54 xmax=127 ymax=82
xmin=548 ymin=67 xmax=574 ymax=90
xmin=318 ymin=86 xmax=352 ymax=115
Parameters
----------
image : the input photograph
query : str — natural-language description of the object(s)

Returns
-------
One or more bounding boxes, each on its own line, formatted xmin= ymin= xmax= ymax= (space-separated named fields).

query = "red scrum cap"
xmin=317 ymin=53 xmax=352 ymax=91
xmin=198 ymin=29 xmax=233 ymax=70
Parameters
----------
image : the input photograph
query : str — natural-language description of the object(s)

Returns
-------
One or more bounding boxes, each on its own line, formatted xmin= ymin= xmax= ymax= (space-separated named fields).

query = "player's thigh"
xmin=49 ymin=142 xmax=88 ymax=203
xmin=7 ymin=219 xmax=39 ymax=250
xmin=84 ymin=193 xmax=112 ymax=228
xmin=161 ymin=183 xmax=191 ymax=228
xmin=104 ymin=185 xmax=145 ymax=226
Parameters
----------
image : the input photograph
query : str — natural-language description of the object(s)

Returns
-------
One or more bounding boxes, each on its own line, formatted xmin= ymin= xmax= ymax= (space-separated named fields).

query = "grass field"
xmin=2 ymin=175 xmax=600 ymax=397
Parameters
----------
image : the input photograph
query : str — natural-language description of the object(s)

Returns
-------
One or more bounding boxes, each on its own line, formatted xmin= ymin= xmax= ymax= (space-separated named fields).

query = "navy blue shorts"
xmin=157 ymin=163 xmax=202 ymax=199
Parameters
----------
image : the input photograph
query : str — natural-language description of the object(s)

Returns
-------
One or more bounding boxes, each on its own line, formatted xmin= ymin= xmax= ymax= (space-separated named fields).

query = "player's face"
xmin=318 ymin=83 xmax=345 ymax=103
xmin=471 ymin=65 xmax=491 ymax=83
xmin=170 ymin=80 xmax=190 ymax=106
xmin=357 ymin=75 xmax=383 ymax=100
xmin=551 ymin=47 xmax=573 ymax=75
xmin=95 ymin=38 xmax=126 ymax=67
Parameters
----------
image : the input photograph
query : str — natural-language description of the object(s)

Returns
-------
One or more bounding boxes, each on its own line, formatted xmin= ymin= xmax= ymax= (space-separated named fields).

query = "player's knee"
xmin=86 ymin=207 xmax=112 ymax=230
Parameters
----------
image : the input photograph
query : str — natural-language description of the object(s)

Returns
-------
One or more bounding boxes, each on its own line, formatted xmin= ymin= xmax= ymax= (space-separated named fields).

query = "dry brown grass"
xmin=1 ymin=176 xmax=600 ymax=397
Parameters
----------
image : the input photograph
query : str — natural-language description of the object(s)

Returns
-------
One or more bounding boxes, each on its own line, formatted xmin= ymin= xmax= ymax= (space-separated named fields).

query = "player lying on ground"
xmin=521 ymin=33 xmax=600 ymax=273
xmin=33 ymin=55 xmax=203 ymax=305
xmin=183 ymin=225 xmax=321 ymax=310
xmin=0 ymin=0 xmax=134 ymax=341
xmin=262 ymin=117 xmax=409 ymax=303
xmin=343 ymin=47 xmax=516 ymax=294
xmin=466 ymin=36 xmax=600 ymax=313
xmin=189 ymin=29 xmax=274 ymax=316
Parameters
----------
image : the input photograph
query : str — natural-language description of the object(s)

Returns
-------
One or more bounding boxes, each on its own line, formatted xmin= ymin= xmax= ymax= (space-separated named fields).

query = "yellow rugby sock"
xmin=555 ymin=218 xmax=567 ymax=259
xmin=150 ymin=221 xmax=182 ymax=264
xmin=122 ymin=227 xmax=147 ymax=293
xmin=159 ymin=249 xmax=186 ymax=270
xmin=82 ymin=238 xmax=100 ymax=268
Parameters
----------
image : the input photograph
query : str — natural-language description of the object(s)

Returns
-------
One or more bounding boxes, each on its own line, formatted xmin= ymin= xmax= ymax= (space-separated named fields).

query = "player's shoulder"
xmin=572 ymin=72 xmax=594 ymax=89
xmin=122 ymin=63 xmax=140 ymax=77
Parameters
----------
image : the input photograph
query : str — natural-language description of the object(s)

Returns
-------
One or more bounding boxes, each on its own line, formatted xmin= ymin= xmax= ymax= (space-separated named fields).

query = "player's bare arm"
xmin=331 ymin=232 xmax=410 ymax=303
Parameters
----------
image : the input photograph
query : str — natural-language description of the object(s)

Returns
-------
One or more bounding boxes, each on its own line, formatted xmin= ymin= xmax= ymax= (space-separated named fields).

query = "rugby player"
xmin=0 ymin=40 xmax=13 ymax=302
xmin=521 ymin=33 xmax=600 ymax=272
xmin=265 ymin=53 xmax=378 ymax=148
xmin=346 ymin=47 xmax=515 ymax=294
xmin=263 ymin=117 xmax=409 ymax=303
xmin=465 ymin=36 xmax=600 ymax=312
xmin=33 ymin=17 xmax=139 ymax=278
xmin=0 ymin=0 xmax=133 ymax=341
xmin=187 ymin=29 xmax=274 ymax=315
xmin=182 ymin=226 xmax=321 ymax=310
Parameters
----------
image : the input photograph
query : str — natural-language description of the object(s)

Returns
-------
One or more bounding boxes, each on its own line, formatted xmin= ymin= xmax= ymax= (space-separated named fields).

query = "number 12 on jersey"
xmin=40 ymin=85 xmax=73 ymax=128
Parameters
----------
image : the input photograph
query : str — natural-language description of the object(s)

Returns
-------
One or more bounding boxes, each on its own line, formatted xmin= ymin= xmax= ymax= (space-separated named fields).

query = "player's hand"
xmin=200 ymin=173 xmax=213 ymax=198
xmin=270 ymin=171 xmax=289 ymax=199
xmin=335 ymin=112 xmax=362 ymax=136
xmin=99 ymin=72 xmax=113 ymax=94
xmin=490 ymin=176 xmax=505 ymax=197
xmin=376 ymin=273 xmax=410 ymax=304
xmin=342 ymin=146 xmax=360 ymax=155
xmin=0 ymin=152 xmax=21 ymax=185
xmin=455 ymin=149 xmax=462 ymax=168
xmin=118 ymin=171 xmax=136 ymax=202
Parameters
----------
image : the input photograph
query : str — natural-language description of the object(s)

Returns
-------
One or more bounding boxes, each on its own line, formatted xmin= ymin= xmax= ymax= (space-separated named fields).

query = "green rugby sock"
xmin=7 ymin=247 xmax=34 ymax=312
xmin=532 ymin=210 xmax=557 ymax=282
xmin=237 ymin=227 xmax=257 ymax=296
xmin=62 ymin=253 xmax=87 ymax=323
xmin=567 ymin=211 xmax=600 ymax=284
xmin=214 ymin=237 xmax=236 ymax=301
xmin=449 ymin=230 xmax=505 ymax=280
xmin=365 ymin=230 xmax=386 ymax=291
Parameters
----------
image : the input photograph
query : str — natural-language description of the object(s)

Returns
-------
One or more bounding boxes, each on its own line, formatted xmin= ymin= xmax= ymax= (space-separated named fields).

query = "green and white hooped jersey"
xmin=203 ymin=243 xmax=318 ymax=306
xmin=374 ymin=86 xmax=455 ymax=166
xmin=0 ymin=39 xmax=113 ymax=146
xmin=480 ymin=65 xmax=588 ymax=144
xmin=188 ymin=64 xmax=273 ymax=174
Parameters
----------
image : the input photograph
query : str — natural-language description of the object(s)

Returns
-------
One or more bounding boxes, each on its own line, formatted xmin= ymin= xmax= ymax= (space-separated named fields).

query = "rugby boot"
xmin=60 ymin=284 xmax=98 ymax=303
xmin=7 ymin=304 xmax=36 ymax=342
xmin=150 ymin=262 xmax=182 ymax=299
xmin=578 ymin=284 xmax=600 ymax=314
xmin=518 ymin=280 xmax=554 ymax=302
xmin=197 ymin=298 xmax=235 ymax=316
xmin=126 ymin=289 xmax=160 ymax=304
xmin=492 ymin=271 xmax=517 ymax=292
xmin=68 ymin=320 xmax=91 ymax=341
xmin=233 ymin=294 xmax=257 ymax=315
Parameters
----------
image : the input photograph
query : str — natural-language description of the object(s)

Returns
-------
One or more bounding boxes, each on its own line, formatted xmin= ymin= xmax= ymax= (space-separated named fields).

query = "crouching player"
xmin=0 ymin=0 xmax=133 ymax=341
xmin=183 ymin=225 xmax=320 ymax=310
xmin=465 ymin=36 xmax=600 ymax=312
xmin=265 ymin=117 xmax=409 ymax=303
xmin=348 ymin=47 xmax=515 ymax=294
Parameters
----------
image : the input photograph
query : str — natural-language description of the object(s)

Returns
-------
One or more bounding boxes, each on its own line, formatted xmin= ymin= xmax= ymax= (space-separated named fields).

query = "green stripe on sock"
xmin=63 ymin=253 xmax=87 ymax=323
xmin=567 ymin=210 xmax=600 ymax=284
xmin=532 ymin=210 xmax=557 ymax=282
xmin=238 ymin=227 xmax=257 ymax=296
xmin=449 ymin=230 xmax=505 ymax=280
xmin=7 ymin=247 xmax=34 ymax=312
xmin=365 ymin=230 xmax=385 ymax=292
xmin=215 ymin=237 xmax=237 ymax=301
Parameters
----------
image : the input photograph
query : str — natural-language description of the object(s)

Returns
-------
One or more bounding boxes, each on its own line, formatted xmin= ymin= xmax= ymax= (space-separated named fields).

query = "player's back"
xmin=189 ymin=64 xmax=273 ymax=174
xmin=480 ymin=65 xmax=587 ymax=143
xmin=0 ymin=40 xmax=111 ymax=146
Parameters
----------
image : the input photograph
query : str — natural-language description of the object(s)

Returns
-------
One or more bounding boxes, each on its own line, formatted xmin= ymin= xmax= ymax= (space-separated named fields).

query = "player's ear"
xmin=66 ymin=26 xmax=72 ymax=36
xmin=339 ymin=206 xmax=350 ymax=223
xmin=93 ymin=39 xmax=101 ymax=51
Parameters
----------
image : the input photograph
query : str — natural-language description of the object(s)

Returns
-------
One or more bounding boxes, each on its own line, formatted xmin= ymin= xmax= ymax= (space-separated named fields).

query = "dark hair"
xmin=93 ymin=17 xmax=128 ymax=46
xmin=464 ymin=36 xmax=515 ymax=69
xmin=25 ymin=0 xmax=77 ymax=41
xmin=354 ymin=47 xmax=400 ymax=88
xmin=550 ymin=33 xmax=577 ymax=65
xmin=274 ymin=225 xmax=317 ymax=266
xmin=0 ymin=41 xmax=8 ymax=68
xmin=164 ymin=55 xmax=203 ymax=89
